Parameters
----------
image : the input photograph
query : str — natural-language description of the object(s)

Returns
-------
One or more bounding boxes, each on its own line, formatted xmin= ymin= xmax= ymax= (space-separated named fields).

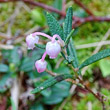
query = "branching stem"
xmin=0 ymin=0 xmax=110 ymax=28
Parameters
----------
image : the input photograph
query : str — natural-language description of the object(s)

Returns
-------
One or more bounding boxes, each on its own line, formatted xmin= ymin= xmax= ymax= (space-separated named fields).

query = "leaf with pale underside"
xmin=31 ymin=74 xmax=73 ymax=94
xmin=79 ymin=49 xmax=110 ymax=70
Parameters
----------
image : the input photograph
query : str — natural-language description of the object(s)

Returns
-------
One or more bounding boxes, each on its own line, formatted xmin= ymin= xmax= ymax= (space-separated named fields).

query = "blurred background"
xmin=0 ymin=0 xmax=110 ymax=110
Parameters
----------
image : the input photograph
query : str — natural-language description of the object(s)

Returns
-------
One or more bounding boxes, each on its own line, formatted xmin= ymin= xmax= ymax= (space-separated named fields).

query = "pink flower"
xmin=26 ymin=34 xmax=39 ymax=49
xmin=26 ymin=32 xmax=63 ymax=73
xmin=35 ymin=59 xmax=47 ymax=73
xmin=46 ymin=41 xmax=61 ymax=59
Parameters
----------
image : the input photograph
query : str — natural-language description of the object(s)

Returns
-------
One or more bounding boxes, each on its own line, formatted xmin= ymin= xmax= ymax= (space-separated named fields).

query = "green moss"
xmin=63 ymin=102 xmax=73 ymax=110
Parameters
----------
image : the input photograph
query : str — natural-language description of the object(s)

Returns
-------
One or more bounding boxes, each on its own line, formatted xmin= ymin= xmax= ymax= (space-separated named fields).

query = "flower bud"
xmin=35 ymin=59 xmax=47 ymax=73
xmin=26 ymin=34 xmax=39 ymax=49
xmin=46 ymin=41 xmax=61 ymax=59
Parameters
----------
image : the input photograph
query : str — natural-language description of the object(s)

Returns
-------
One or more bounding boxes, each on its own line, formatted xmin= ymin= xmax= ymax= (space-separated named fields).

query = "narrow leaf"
xmin=63 ymin=8 xmax=79 ymax=72
xmin=65 ymin=29 xmax=74 ymax=45
xmin=79 ymin=49 xmax=110 ymax=70
xmin=67 ymin=40 xmax=79 ymax=69
xmin=63 ymin=7 xmax=73 ymax=41
xmin=46 ymin=13 xmax=64 ymax=40
xmin=31 ymin=74 xmax=73 ymax=94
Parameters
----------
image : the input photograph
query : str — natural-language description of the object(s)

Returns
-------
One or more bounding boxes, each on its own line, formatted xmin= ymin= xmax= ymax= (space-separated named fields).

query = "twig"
xmin=62 ymin=0 xmax=66 ymax=12
xmin=46 ymin=69 xmax=77 ymax=84
xmin=1 ymin=0 xmax=110 ymax=28
xmin=74 ymin=0 xmax=94 ymax=16
xmin=0 ymin=0 xmax=66 ymax=17
xmin=65 ymin=78 xmax=77 ymax=84
xmin=68 ymin=64 xmax=106 ymax=110
xmin=101 ymin=96 xmax=106 ymax=110
xmin=77 ymin=76 xmax=106 ymax=110
xmin=45 ymin=69 xmax=57 ymax=76
xmin=55 ymin=57 xmax=64 ymax=69
xmin=6 ymin=2 xmax=22 ymax=38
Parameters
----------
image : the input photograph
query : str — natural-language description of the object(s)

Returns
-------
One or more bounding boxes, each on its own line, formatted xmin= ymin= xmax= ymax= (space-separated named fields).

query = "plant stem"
xmin=1 ymin=0 xmax=110 ymax=28
xmin=77 ymin=76 xmax=106 ymax=110
xmin=74 ymin=0 xmax=94 ymax=16
xmin=69 ymin=64 xmax=106 ymax=110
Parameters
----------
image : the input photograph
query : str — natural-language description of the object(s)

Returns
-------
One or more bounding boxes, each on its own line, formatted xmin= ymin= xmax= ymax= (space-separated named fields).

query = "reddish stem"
xmin=0 ymin=0 xmax=110 ymax=28
xmin=74 ymin=0 xmax=94 ymax=16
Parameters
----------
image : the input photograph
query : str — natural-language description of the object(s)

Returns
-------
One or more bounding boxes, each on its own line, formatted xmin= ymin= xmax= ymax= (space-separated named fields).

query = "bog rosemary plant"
xmin=26 ymin=7 xmax=110 ymax=110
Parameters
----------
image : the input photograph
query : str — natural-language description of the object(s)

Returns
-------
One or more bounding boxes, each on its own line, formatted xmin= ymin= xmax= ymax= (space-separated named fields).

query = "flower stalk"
xmin=26 ymin=32 xmax=64 ymax=73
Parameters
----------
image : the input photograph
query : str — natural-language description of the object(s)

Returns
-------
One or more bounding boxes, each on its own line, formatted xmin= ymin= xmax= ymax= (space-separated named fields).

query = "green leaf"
xmin=67 ymin=40 xmax=79 ymax=69
xmin=63 ymin=7 xmax=79 ymax=72
xmin=54 ymin=66 xmax=70 ymax=74
xmin=35 ymin=44 xmax=45 ymax=49
xmin=30 ymin=103 xmax=44 ymax=110
xmin=41 ymin=88 xmax=52 ymax=97
xmin=0 ymin=73 xmax=11 ymax=93
xmin=43 ymin=95 xmax=63 ymax=105
xmin=11 ymin=47 xmax=20 ymax=66
xmin=31 ymin=74 xmax=73 ymax=94
xmin=43 ymin=81 xmax=71 ymax=105
xmin=65 ymin=29 xmax=74 ymax=45
xmin=52 ymin=81 xmax=71 ymax=97
xmin=99 ymin=59 xmax=110 ymax=77
xmin=31 ymin=8 xmax=46 ymax=26
xmin=46 ymin=13 xmax=64 ymax=40
xmin=0 ymin=64 xmax=9 ymax=72
xmin=20 ymin=50 xmax=43 ymax=72
xmin=63 ymin=7 xmax=73 ymax=41
xmin=79 ymin=49 xmax=110 ymax=70
xmin=66 ymin=55 xmax=74 ymax=63
xmin=20 ymin=57 xmax=34 ymax=72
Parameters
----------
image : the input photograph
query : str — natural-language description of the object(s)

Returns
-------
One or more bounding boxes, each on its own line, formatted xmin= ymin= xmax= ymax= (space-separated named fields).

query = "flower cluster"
xmin=26 ymin=32 xmax=64 ymax=73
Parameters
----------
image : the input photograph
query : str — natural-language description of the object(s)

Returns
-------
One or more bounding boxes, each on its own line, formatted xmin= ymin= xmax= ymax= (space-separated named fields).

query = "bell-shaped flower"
xmin=46 ymin=41 xmax=61 ymax=59
xmin=26 ymin=34 xmax=39 ymax=49
xmin=35 ymin=59 xmax=47 ymax=73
